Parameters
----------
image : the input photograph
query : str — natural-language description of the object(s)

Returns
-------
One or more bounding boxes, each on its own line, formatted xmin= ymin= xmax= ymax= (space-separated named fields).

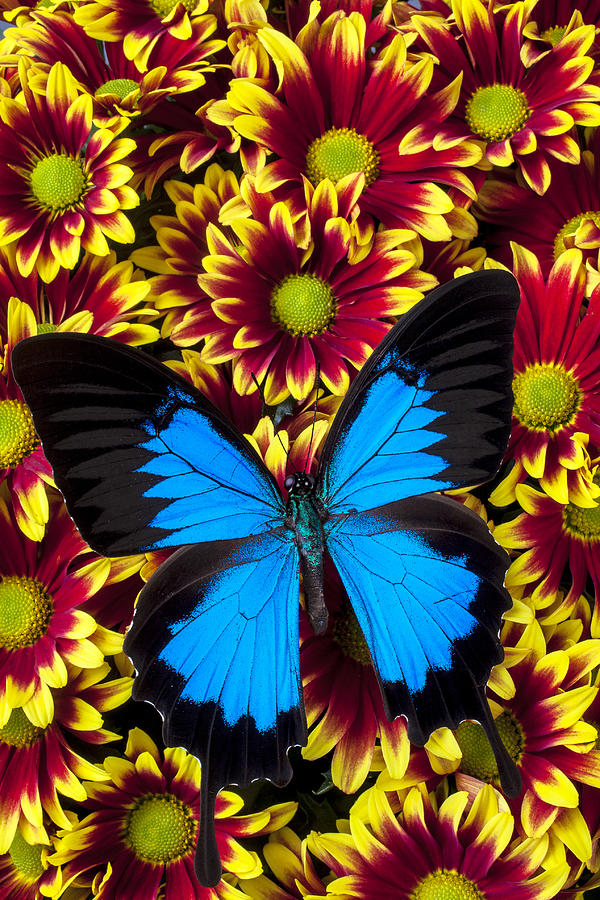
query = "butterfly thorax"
xmin=284 ymin=473 xmax=328 ymax=636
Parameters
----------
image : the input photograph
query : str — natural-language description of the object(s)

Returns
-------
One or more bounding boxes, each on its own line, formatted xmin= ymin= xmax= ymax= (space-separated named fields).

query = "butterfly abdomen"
xmin=286 ymin=492 xmax=328 ymax=635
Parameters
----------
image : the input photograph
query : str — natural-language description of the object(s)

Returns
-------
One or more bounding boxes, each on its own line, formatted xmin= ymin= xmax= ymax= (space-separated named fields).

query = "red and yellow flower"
xmin=309 ymin=783 xmax=569 ymax=897
xmin=218 ymin=14 xmax=482 ymax=240
xmin=239 ymin=827 xmax=327 ymax=900
xmin=50 ymin=727 xmax=297 ymax=899
xmin=0 ymin=60 xmax=138 ymax=282
xmin=494 ymin=245 xmax=600 ymax=506
xmin=411 ymin=0 xmax=600 ymax=194
xmin=0 ymin=824 xmax=63 ymax=899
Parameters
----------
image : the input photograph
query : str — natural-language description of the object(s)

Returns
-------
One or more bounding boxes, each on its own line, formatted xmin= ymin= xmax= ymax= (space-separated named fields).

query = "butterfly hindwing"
xmin=123 ymin=528 xmax=305 ymax=886
xmin=11 ymin=334 xmax=283 ymax=555
xmin=324 ymin=494 xmax=510 ymax=743
xmin=317 ymin=270 xmax=520 ymax=514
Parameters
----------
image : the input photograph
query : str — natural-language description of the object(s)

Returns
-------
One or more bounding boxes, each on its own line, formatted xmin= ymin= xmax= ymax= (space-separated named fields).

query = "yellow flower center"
xmin=271 ymin=273 xmax=337 ymax=337
xmin=0 ymin=577 xmax=53 ymax=650
xmin=149 ymin=0 xmax=198 ymax=17
xmin=540 ymin=25 xmax=567 ymax=45
xmin=465 ymin=84 xmax=531 ymax=142
xmin=513 ymin=363 xmax=580 ymax=430
xmin=455 ymin=711 xmax=524 ymax=781
xmin=0 ymin=399 xmax=39 ymax=469
xmin=125 ymin=794 xmax=197 ymax=863
xmin=331 ymin=598 xmax=371 ymax=665
xmin=9 ymin=830 xmax=45 ymax=880
xmin=0 ymin=707 xmax=45 ymax=748
xmin=95 ymin=78 xmax=140 ymax=100
xmin=29 ymin=154 xmax=86 ymax=211
xmin=553 ymin=211 xmax=600 ymax=258
xmin=306 ymin=127 xmax=379 ymax=187
xmin=564 ymin=487 xmax=600 ymax=541
xmin=412 ymin=871 xmax=484 ymax=900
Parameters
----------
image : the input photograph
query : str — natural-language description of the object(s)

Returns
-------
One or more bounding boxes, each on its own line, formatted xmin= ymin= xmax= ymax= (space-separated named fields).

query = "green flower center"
xmin=412 ymin=871 xmax=484 ymax=900
xmin=513 ymin=363 xmax=580 ymax=430
xmin=95 ymin=78 xmax=140 ymax=100
xmin=465 ymin=84 xmax=531 ymax=142
xmin=0 ymin=399 xmax=39 ymax=468
xmin=306 ymin=127 xmax=379 ymax=187
xmin=553 ymin=211 xmax=600 ymax=258
xmin=149 ymin=0 xmax=198 ymax=17
xmin=36 ymin=322 xmax=57 ymax=334
xmin=125 ymin=794 xmax=197 ymax=863
xmin=9 ymin=830 xmax=45 ymax=880
xmin=0 ymin=707 xmax=45 ymax=748
xmin=0 ymin=577 xmax=53 ymax=650
xmin=564 ymin=482 xmax=600 ymax=541
xmin=331 ymin=598 xmax=371 ymax=665
xmin=540 ymin=25 xmax=567 ymax=45
xmin=271 ymin=273 xmax=337 ymax=337
xmin=455 ymin=711 xmax=524 ymax=782
xmin=29 ymin=154 xmax=86 ymax=211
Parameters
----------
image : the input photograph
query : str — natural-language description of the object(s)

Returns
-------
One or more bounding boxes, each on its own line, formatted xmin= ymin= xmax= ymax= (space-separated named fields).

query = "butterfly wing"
xmin=123 ymin=527 xmax=305 ymax=886
xmin=324 ymin=495 xmax=520 ymax=794
xmin=11 ymin=334 xmax=284 ymax=554
xmin=317 ymin=270 xmax=520 ymax=514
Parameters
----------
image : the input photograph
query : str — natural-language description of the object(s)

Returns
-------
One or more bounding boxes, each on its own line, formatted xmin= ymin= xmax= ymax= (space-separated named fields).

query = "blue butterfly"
xmin=12 ymin=269 xmax=521 ymax=886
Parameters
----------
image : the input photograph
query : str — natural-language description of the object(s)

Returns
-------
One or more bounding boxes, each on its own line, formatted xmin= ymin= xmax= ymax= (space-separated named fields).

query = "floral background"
xmin=0 ymin=0 xmax=600 ymax=897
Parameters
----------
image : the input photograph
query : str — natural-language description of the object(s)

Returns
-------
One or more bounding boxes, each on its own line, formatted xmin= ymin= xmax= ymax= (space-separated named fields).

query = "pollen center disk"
xmin=0 ymin=707 xmax=44 ymax=748
xmin=95 ymin=78 xmax=139 ymax=100
xmin=9 ymin=830 xmax=45 ymax=879
xmin=149 ymin=0 xmax=198 ymax=16
xmin=554 ymin=211 xmax=600 ymax=258
xmin=271 ymin=273 xmax=337 ymax=336
xmin=513 ymin=363 xmax=580 ymax=430
xmin=125 ymin=794 xmax=196 ymax=863
xmin=331 ymin=598 xmax=371 ymax=665
xmin=465 ymin=84 xmax=530 ymax=142
xmin=412 ymin=871 xmax=484 ymax=900
xmin=564 ymin=487 xmax=600 ymax=540
xmin=0 ymin=399 xmax=38 ymax=468
xmin=29 ymin=154 xmax=86 ymax=211
xmin=306 ymin=127 xmax=379 ymax=187
xmin=0 ymin=576 xmax=53 ymax=650
xmin=455 ymin=711 xmax=524 ymax=781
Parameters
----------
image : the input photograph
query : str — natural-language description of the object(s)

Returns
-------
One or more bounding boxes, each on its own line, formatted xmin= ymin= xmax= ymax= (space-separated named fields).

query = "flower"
xmin=0 ymin=60 xmax=138 ymax=282
xmin=521 ymin=3 xmax=600 ymax=64
xmin=0 ymin=826 xmax=63 ymax=899
xmin=455 ymin=619 xmax=600 ymax=864
xmin=410 ymin=0 xmax=600 ymax=193
xmin=309 ymin=783 xmax=569 ymax=897
xmin=494 ymin=474 xmax=600 ymax=628
xmin=50 ymin=727 xmax=297 ymax=899
xmin=219 ymin=15 xmax=482 ymax=240
xmin=238 ymin=827 xmax=327 ymax=900
xmin=497 ymin=245 xmax=600 ymax=505
xmin=0 ymin=662 xmax=131 ymax=853
xmin=0 ymin=490 xmax=121 ymax=729
xmin=195 ymin=178 xmax=435 ymax=403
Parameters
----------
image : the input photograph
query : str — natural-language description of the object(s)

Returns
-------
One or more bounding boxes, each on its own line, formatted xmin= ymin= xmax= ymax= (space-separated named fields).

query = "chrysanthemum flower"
xmin=494 ymin=474 xmax=600 ymax=628
xmin=239 ymin=827 xmax=327 ymax=900
xmin=195 ymin=178 xmax=435 ymax=403
xmin=475 ymin=130 xmax=600 ymax=287
xmin=74 ymin=0 xmax=220 ymax=72
xmin=309 ymin=783 xmax=569 ymax=897
xmin=0 ymin=60 xmax=138 ymax=282
xmin=455 ymin=619 xmax=600 ymax=864
xmin=219 ymin=16 xmax=482 ymax=241
xmin=521 ymin=4 xmax=600 ymax=64
xmin=0 ymin=662 xmax=131 ymax=854
xmin=0 ymin=491 xmax=122 ymax=728
xmin=411 ymin=0 xmax=600 ymax=194
xmin=10 ymin=10 xmax=218 ymax=130
xmin=0 ymin=825 xmax=63 ymax=899
xmin=50 ymin=728 xmax=297 ymax=899
xmin=496 ymin=245 xmax=600 ymax=505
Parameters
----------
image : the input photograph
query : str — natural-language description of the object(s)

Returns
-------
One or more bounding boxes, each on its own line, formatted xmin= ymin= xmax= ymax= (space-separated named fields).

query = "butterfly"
xmin=12 ymin=269 xmax=521 ymax=886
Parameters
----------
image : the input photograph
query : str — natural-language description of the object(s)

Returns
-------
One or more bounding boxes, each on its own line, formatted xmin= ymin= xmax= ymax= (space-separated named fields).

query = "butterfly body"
xmin=11 ymin=269 xmax=523 ymax=888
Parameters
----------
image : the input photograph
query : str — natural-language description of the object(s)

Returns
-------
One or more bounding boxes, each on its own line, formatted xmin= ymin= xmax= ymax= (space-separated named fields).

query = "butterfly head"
xmin=284 ymin=472 xmax=315 ymax=497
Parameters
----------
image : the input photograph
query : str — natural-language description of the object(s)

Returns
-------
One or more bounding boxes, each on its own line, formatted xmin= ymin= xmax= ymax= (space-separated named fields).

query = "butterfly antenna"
xmin=250 ymin=371 xmax=298 ymax=473
xmin=304 ymin=362 xmax=321 ymax=474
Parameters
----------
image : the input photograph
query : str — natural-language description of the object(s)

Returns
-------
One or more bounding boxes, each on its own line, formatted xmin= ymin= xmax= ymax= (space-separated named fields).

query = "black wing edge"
xmin=359 ymin=493 xmax=521 ymax=798
xmin=318 ymin=269 xmax=520 ymax=493
xmin=122 ymin=535 xmax=307 ymax=887
xmin=10 ymin=333 xmax=279 ymax=556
